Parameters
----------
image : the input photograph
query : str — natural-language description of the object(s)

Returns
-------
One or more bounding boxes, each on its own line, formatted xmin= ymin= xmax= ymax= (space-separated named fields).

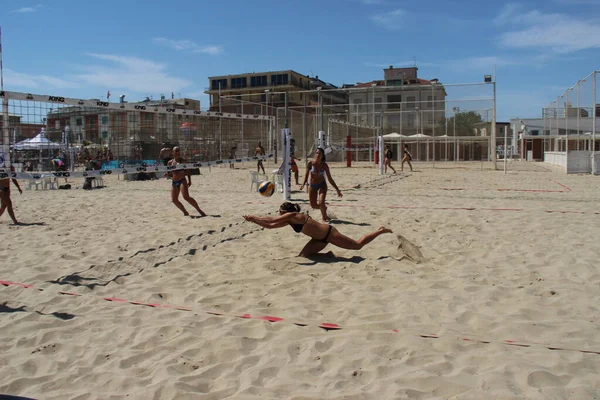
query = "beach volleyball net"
xmin=0 ymin=90 xmax=273 ymax=174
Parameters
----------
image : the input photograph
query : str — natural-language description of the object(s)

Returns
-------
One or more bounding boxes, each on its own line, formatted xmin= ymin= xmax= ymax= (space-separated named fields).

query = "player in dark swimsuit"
xmin=401 ymin=144 xmax=413 ymax=172
xmin=299 ymin=147 xmax=342 ymax=222
xmin=243 ymin=202 xmax=392 ymax=257
xmin=167 ymin=147 xmax=206 ymax=217
xmin=384 ymin=144 xmax=396 ymax=174
xmin=0 ymin=166 xmax=22 ymax=225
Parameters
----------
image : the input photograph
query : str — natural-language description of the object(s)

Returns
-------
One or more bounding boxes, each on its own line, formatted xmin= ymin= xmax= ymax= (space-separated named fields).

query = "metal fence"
xmin=1 ymin=79 xmax=497 ymax=171
xmin=220 ymin=80 xmax=495 ymax=165
xmin=543 ymin=70 xmax=598 ymax=153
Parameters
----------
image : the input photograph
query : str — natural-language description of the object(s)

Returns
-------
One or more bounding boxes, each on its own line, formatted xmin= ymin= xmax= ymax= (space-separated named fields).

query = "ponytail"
xmin=279 ymin=202 xmax=300 ymax=213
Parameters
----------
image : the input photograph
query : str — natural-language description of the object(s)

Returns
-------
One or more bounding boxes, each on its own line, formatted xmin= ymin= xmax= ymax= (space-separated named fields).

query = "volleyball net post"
xmin=281 ymin=127 xmax=291 ymax=200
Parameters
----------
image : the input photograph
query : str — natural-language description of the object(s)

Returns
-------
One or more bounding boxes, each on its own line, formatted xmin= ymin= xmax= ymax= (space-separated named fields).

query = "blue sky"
xmin=1 ymin=0 xmax=599 ymax=121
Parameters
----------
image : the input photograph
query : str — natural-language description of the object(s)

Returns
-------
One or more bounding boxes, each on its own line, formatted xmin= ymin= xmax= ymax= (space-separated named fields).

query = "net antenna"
xmin=0 ymin=26 xmax=4 ymax=91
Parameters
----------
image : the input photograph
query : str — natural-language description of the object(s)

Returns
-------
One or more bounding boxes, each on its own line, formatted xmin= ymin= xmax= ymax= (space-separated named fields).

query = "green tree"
xmin=448 ymin=111 xmax=484 ymax=136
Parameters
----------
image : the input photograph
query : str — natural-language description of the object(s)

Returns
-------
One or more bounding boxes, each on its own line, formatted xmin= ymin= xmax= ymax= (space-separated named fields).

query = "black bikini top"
xmin=291 ymin=214 xmax=310 ymax=233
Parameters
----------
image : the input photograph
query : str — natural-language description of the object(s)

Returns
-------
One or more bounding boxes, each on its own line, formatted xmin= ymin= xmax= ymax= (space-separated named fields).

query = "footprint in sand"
xmin=389 ymin=234 xmax=425 ymax=263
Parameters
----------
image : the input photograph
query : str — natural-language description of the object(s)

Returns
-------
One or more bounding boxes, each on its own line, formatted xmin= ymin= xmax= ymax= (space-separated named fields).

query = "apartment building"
xmin=45 ymin=96 xmax=200 ymax=145
xmin=204 ymin=70 xmax=347 ymax=115
xmin=345 ymin=66 xmax=447 ymax=135
xmin=1 ymin=114 xmax=44 ymax=142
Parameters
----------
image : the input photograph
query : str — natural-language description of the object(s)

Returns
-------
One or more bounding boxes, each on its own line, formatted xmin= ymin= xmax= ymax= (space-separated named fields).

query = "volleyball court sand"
xmin=1 ymin=161 xmax=599 ymax=399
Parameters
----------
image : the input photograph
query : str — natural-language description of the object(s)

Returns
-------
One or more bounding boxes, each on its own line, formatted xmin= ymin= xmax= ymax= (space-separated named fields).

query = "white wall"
xmin=544 ymin=150 xmax=593 ymax=174
xmin=567 ymin=151 xmax=591 ymax=174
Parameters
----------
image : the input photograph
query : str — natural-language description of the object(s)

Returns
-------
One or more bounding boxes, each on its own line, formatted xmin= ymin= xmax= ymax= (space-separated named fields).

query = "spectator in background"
xmin=159 ymin=143 xmax=173 ymax=166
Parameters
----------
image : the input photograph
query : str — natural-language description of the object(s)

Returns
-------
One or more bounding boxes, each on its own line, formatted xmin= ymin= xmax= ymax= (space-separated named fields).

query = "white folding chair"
xmin=91 ymin=176 xmax=104 ymax=188
xmin=43 ymin=177 xmax=59 ymax=190
xmin=26 ymin=178 xmax=44 ymax=191
xmin=250 ymin=171 xmax=268 ymax=191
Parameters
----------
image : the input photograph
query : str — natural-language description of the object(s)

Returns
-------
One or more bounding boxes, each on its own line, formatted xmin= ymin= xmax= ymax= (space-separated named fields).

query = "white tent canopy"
xmin=383 ymin=132 xmax=408 ymax=138
xmin=12 ymin=131 xmax=62 ymax=151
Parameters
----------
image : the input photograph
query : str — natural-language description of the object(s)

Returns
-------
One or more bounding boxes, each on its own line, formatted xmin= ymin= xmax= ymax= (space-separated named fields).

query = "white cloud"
xmin=445 ymin=56 xmax=525 ymax=71
xmin=196 ymin=45 xmax=223 ymax=55
xmin=369 ymin=9 xmax=407 ymax=30
xmin=11 ymin=4 xmax=42 ymax=13
xmin=494 ymin=5 xmax=600 ymax=53
xmin=153 ymin=38 xmax=224 ymax=55
xmin=3 ymin=69 xmax=78 ymax=89
xmin=493 ymin=3 xmax=523 ymax=25
xmin=12 ymin=7 xmax=35 ymax=13
xmin=73 ymin=53 xmax=193 ymax=93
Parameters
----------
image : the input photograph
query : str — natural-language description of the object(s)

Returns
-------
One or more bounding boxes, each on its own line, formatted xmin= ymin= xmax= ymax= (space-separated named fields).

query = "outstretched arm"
xmin=300 ymin=161 xmax=312 ymax=189
xmin=243 ymin=212 xmax=295 ymax=229
xmin=324 ymin=164 xmax=342 ymax=197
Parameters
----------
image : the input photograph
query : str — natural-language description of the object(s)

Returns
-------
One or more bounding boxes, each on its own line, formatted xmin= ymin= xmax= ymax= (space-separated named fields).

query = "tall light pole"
xmin=219 ymin=81 xmax=222 ymax=160
xmin=485 ymin=72 xmax=496 ymax=169
xmin=371 ymin=82 xmax=377 ymax=127
xmin=317 ymin=86 xmax=323 ymax=133
xmin=265 ymin=89 xmax=271 ymax=152
xmin=452 ymin=106 xmax=460 ymax=161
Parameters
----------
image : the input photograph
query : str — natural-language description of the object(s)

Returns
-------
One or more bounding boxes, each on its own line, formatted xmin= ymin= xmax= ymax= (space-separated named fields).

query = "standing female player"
xmin=300 ymin=148 xmax=342 ymax=222
xmin=401 ymin=144 xmax=413 ymax=172
xmin=167 ymin=147 xmax=206 ymax=217
xmin=384 ymin=144 xmax=396 ymax=174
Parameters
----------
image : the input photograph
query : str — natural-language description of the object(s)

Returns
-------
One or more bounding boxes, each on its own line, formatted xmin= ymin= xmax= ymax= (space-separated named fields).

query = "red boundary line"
xmin=1 ymin=280 xmax=599 ymax=355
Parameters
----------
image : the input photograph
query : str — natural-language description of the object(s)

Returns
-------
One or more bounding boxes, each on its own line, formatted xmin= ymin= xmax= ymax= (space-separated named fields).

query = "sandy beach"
xmin=1 ymin=159 xmax=600 ymax=399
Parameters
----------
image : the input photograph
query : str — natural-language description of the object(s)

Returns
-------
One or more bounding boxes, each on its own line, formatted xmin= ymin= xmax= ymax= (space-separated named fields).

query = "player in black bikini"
xmin=401 ymin=144 xmax=413 ymax=172
xmin=0 ymin=165 xmax=22 ymax=225
xmin=167 ymin=147 xmax=206 ymax=217
xmin=299 ymin=147 xmax=342 ymax=222
xmin=243 ymin=202 xmax=392 ymax=257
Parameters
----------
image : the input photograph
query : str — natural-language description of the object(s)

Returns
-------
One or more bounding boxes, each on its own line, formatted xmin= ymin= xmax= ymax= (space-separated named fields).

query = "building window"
xmin=387 ymin=115 xmax=400 ymax=125
xmin=211 ymin=79 xmax=227 ymax=90
xmin=253 ymin=106 xmax=261 ymax=114
xmin=407 ymin=114 xmax=415 ymax=127
xmin=407 ymin=96 xmax=416 ymax=108
xmin=101 ymin=116 xmax=109 ymax=125
xmin=251 ymin=75 xmax=267 ymax=87
xmin=271 ymin=74 xmax=289 ymax=86
xmin=374 ymin=97 xmax=383 ymax=111
xmin=353 ymin=99 xmax=363 ymax=114
xmin=531 ymin=130 xmax=539 ymax=136
xmin=128 ymin=113 xmax=137 ymax=124
xmin=116 ymin=115 xmax=122 ymax=127
xmin=144 ymin=113 xmax=153 ymax=123
xmin=55 ymin=120 xmax=61 ymax=129
xmin=231 ymin=77 xmax=247 ymax=89
xmin=387 ymin=95 xmax=402 ymax=110
xmin=75 ymin=118 xmax=82 ymax=127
